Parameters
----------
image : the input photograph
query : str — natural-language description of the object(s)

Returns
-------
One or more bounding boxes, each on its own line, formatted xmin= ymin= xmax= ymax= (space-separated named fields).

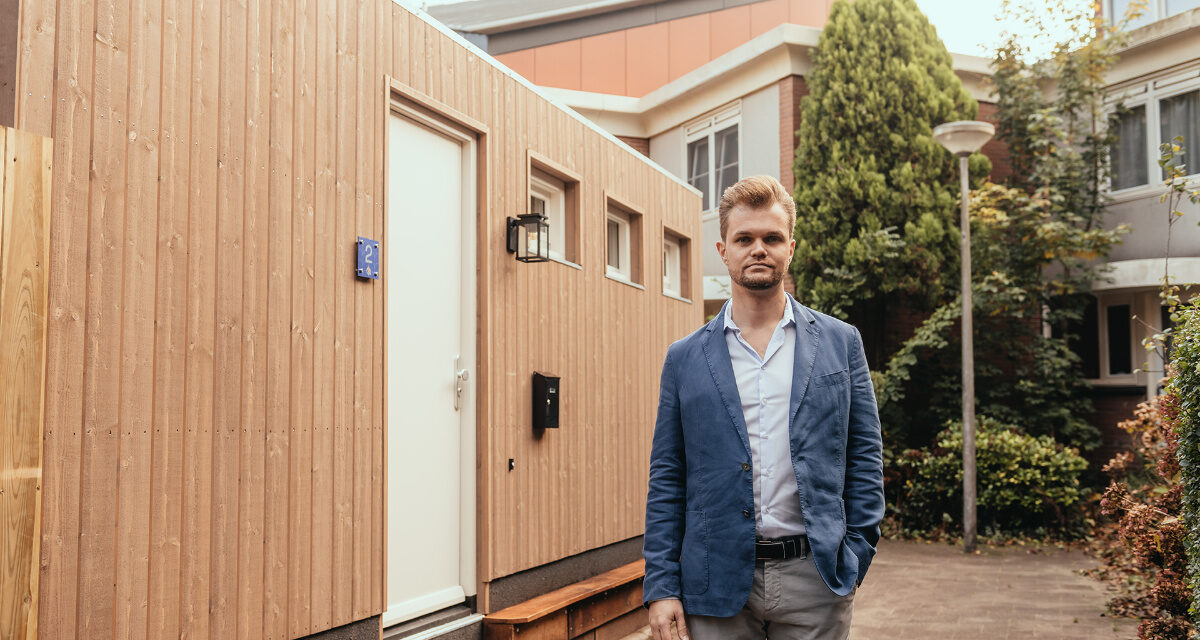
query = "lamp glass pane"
xmin=537 ymin=219 xmax=550 ymax=259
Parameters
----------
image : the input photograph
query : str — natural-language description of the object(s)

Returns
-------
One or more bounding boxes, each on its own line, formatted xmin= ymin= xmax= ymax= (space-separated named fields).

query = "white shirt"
xmin=723 ymin=298 xmax=806 ymax=539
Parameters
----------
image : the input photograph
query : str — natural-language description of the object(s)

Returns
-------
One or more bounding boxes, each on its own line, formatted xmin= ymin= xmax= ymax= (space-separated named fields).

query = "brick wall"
xmin=616 ymin=135 xmax=650 ymax=157
xmin=976 ymin=101 xmax=1013 ymax=183
xmin=778 ymin=75 xmax=808 ymax=195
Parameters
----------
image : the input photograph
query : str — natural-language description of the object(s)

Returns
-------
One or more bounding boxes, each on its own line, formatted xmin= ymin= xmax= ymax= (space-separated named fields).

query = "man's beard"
xmin=732 ymin=265 xmax=783 ymax=291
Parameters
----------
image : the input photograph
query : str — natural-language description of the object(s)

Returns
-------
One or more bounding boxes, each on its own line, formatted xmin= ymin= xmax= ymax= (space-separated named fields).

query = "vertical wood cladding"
xmin=14 ymin=0 xmax=701 ymax=636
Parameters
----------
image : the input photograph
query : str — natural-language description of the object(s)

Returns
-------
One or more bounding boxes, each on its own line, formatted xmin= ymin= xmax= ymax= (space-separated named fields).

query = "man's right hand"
xmin=648 ymin=598 xmax=690 ymax=640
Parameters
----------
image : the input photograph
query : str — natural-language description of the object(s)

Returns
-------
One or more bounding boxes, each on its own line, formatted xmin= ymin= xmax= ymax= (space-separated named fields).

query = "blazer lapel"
xmin=789 ymin=297 xmax=820 ymax=433
xmin=701 ymin=310 xmax=751 ymax=457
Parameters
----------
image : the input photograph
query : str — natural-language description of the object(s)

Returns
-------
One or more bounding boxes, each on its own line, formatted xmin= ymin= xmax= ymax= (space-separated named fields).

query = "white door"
xmin=384 ymin=108 xmax=477 ymax=627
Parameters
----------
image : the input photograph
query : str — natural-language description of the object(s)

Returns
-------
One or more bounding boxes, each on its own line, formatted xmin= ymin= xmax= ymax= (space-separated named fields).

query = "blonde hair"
xmin=717 ymin=175 xmax=796 ymax=240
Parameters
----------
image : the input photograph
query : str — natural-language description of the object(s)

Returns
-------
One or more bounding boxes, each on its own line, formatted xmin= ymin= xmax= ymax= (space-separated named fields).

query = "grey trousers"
xmin=687 ymin=556 xmax=855 ymax=640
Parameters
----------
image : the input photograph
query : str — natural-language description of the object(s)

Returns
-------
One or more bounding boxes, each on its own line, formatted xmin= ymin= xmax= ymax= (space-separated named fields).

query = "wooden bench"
xmin=483 ymin=560 xmax=646 ymax=640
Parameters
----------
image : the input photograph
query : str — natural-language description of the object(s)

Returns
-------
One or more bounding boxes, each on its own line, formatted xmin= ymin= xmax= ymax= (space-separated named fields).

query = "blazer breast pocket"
xmin=813 ymin=368 xmax=849 ymax=388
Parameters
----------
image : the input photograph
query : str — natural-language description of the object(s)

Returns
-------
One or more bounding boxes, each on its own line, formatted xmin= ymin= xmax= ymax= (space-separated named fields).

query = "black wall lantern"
xmin=506 ymin=213 xmax=550 ymax=262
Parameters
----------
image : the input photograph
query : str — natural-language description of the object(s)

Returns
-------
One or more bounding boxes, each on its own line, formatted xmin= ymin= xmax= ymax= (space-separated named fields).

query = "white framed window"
xmin=1110 ymin=0 xmax=1200 ymax=27
xmin=605 ymin=196 xmax=643 ymax=286
xmin=685 ymin=103 xmax=740 ymax=212
xmin=530 ymin=169 xmax=566 ymax=262
xmin=1107 ymin=70 xmax=1200 ymax=195
xmin=663 ymin=236 xmax=682 ymax=297
xmin=607 ymin=209 xmax=632 ymax=281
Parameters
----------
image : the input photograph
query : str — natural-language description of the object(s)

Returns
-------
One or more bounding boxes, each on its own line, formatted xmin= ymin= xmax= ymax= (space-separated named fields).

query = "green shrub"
xmin=1165 ymin=304 xmax=1200 ymax=625
xmin=891 ymin=415 xmax=1088 ymax=537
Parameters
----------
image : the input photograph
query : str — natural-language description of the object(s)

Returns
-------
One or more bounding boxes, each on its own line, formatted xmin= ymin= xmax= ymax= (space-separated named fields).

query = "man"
xmin=643 ymin=175 xmax=884 ymax=640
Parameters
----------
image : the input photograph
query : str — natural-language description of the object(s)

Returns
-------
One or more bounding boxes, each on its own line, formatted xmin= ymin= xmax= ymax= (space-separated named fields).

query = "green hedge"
xmin=1166 ymin=305 xmax=1200 ymax=622
xmin=892 ymin=416 xmax=1088 ymax=537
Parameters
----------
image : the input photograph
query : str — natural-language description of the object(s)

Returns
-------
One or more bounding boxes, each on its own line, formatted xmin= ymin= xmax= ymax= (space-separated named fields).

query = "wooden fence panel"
xmin=0 ymin=125 xmax=52 ymax=640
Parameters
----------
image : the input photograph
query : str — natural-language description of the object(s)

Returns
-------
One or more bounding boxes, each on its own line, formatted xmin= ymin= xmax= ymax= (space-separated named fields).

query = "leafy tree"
xmin=871 ymin=1 xmax=1131 ymax=455
xmin=790 ymin=0 xmax=990 ymax=359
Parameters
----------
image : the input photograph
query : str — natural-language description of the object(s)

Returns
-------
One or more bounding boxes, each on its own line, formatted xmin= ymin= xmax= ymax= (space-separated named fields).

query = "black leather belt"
xmin=755 ymin=535 xmax=809 ymax=560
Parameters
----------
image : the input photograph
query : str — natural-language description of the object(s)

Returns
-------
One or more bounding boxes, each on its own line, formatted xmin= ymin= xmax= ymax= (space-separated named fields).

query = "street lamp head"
xmin=933 ymin=120 xmax=995 ymax=157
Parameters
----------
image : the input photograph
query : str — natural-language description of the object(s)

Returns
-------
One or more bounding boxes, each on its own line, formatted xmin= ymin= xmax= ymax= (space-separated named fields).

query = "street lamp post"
xmin=932 ymin=120 xmax=994 ymax=554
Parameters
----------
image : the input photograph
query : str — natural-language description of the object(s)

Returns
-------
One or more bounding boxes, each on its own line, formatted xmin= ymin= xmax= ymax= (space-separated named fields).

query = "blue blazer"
xmin=643 ymin=296 xmax=885 ymax=616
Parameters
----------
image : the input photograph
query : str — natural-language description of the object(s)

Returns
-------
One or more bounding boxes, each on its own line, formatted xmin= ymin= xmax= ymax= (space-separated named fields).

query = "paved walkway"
xmin=851 ymin=538 xmax=1136 ymax=639
xmin=623 ymin=538 xmax=1137 ymax=639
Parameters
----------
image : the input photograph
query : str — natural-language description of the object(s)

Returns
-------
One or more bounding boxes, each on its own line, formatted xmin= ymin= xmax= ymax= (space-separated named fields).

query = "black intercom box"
xmin=532 ymin=372 xmax=560 ymax=430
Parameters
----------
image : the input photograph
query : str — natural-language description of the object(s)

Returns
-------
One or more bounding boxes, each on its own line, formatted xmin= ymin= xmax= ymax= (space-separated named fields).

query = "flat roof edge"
xmin=542 ymin=24 xmax=996 ymax=118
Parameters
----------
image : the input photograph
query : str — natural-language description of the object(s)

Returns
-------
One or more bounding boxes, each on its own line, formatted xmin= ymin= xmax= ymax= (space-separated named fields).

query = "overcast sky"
xmin=417 ymin=0 xmax=1091 ymax=59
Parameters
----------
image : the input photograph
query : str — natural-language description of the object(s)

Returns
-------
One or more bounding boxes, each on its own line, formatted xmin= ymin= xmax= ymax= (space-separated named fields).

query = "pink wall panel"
xmin=750 ymin=0 xmax=790 ymax=37
xmin=534 ymin=39 xmax=582 ymax=90
xmin=667 ymin=13 xmax=711 ymax=82
xmin=502 ymin=0 xmax=835 ymax=97
xmin=581 ymin=31 xmax=627 ymax=95
xmin=626 ymin=22 xmax=669 ymax=96
xmin=710 ymin=5 xmax=752 ymax=59
xmin=498 ymin=48 xmax=536 ymax=81
xmin=788 ymin=0 xmax=829 ymax=27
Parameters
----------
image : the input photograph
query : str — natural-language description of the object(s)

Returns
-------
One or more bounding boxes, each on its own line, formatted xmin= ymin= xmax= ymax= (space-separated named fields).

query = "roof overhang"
xmin=428 ymin=0 xmax=662 ymax=34
xmin=539 ymin=23 xmax=996 ymax=139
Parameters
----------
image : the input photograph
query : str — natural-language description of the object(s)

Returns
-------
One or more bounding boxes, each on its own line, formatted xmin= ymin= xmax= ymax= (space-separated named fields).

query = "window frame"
xmin=527 ymin=150 xmax=582 ymax=268
xmin=683 ymin=102 xmax=742 ymax=217
xmin=1106 ymin=70 xmax=1200 ymax=198
xmin=604 ymin=193 xmax=644 ymax=288
xmin=661 ymin=228 xmax=692 ymax=302
xmin=663 ymin=235 xmax=682 ymax=297
xmin=606 ymin=210 xmax=632 ymax=281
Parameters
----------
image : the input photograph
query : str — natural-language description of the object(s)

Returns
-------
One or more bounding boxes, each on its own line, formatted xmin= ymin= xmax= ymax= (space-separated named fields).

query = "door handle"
xmin=455 ymin=356 xmax=469 ymax=411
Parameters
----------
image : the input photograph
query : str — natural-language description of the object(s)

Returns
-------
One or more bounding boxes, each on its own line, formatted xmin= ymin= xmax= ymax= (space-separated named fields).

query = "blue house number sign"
xmin=356 ymin=237 xmax=380 ymax=280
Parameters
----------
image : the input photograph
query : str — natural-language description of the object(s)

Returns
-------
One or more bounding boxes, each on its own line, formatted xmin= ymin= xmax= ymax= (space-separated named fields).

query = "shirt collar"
xmin=723 ymin=295 xmax=796 ymax=334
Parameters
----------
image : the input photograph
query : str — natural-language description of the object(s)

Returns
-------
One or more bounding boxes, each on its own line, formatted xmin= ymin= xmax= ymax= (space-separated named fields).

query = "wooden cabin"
xmin=0 ymin=1 xmax=703 ymax=638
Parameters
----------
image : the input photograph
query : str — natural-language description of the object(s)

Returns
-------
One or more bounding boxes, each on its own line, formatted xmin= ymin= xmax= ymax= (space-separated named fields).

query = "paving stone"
xmin=850 ymin=539 xmax=1138 ymax=639
xmin=625 ymin=538 xmax=1139 ymax=639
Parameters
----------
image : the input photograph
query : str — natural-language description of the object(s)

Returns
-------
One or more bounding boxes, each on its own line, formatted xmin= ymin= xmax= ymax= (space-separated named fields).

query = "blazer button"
xmin=742 ymin=509 xmax=751 ymax=518
xmin=741 ymin=462 xmax=751 ymax=471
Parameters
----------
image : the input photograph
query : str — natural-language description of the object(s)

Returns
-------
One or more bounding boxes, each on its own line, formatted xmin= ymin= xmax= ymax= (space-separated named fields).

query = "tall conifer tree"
xmin=791 ymin=0 xmax=989 ymax=359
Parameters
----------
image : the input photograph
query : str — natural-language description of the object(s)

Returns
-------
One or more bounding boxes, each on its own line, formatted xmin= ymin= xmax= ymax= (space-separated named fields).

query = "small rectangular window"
xmin=1160 ymin=89 xmax=1199 ymax=178
xmin=662 ymin=229 xmax=691 ymax=300
xmin=606 ymin=210 xmax=631 ymax=281
xmin=1111 ymin=105 xmax=1147 ymax=190
xmin=528 ymin=153 xmax=582 ymax=265
xmin=1107 ymin=303 xmax=1132 ymax=375
xmin=663 ymin=237 xmax=681 ymax=296
xmin=606 ymin=198 xmax=643 ymax=285
xmin=607 ymin=219 xmax=622 ymax=271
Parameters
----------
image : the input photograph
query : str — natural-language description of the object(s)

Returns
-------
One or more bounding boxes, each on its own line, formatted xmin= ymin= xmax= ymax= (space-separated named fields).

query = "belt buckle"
xmin=784 ymin=537 xmax=796 ymax=558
